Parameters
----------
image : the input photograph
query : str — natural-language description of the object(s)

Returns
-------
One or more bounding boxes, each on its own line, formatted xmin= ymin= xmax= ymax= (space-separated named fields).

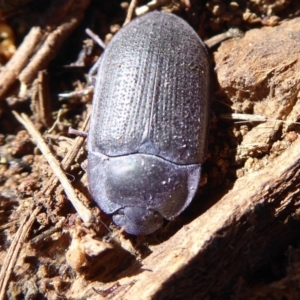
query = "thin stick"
xmin=43 ymin=110 xmax=90 ymax=195
xmin=220 ymin=113 xmax=300 ymax=125
xmin=86 ymin=28 xmax=106 ymax=49
xmin=135 ymin=0 xmax=170 ymax=16
xmin=58 ymin=85 xmax=94 ymax=99
xmin=124 ymin=0 xmax=138 ymax=26
xmin=204 ymin=29 xmax=243 ymax=48
xmin=0 ymin=27 xmax=42 ymax=100
xmin=0 ymin=220 xmax=19 ymax=230
xmin=19 ymin=0 xmax=91 ymax=86
xmin=30 ymin=217 xmax=65 ymax=244
xmin=0 ymin=0 xmax=91 ymax=102
xmin=68 ymin=127 xmax=88 ymax=138
xmin=13 ymin=112 xmax=93 ymax=224
xmin=0 ymin=206 xmax=41 ymax=300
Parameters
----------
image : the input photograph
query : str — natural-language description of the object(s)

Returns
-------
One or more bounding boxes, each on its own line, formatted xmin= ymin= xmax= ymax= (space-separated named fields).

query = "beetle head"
xmin=113 ymin=207 xmax=164 ymax=235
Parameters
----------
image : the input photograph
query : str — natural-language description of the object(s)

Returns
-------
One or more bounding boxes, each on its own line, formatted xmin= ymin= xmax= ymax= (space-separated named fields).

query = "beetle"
xmin=87 ymin=11 xmax=210 ymax=235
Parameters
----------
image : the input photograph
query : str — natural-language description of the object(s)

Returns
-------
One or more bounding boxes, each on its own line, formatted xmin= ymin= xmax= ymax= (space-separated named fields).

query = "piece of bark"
xmin=31 ymin=70 xmax=53 ymax=128
xmin=214 ymin=17 xmax=300 ymax=122
xmin=65 ymin=136 xmax=300 ymax=298
xmin=214 ymin=17 xmax=300 ymax=176
xmin=122 ymin=140 xmax=300 ymax=299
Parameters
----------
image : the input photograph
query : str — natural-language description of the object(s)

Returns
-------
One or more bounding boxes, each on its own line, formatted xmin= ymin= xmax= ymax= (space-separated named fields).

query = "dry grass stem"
xmin=13 ymin=111 xmax=93 ymax=224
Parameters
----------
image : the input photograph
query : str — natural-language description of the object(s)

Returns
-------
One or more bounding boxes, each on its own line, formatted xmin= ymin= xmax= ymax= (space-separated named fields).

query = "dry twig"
xmin=0 ymin=0 xmax=91 ymax=101
xmin=220 ymin=113 xmax=300 ymax=125
xmin=42 ymin=110 xmax=90 ymax=196
xmin=204 ymin=28 xmax=244 ymax=48
xmin=0 ymin=206 xmax=41 ymax=300
xmin=13 ymin=112 xmax=93 ymax=224
xmin=135 ymin=0 xmax=171 ymax=16
xmin=123 ymin=0 xmax=138 ymax=26
xmin=31 ymin=70 xmax=53 ymax=128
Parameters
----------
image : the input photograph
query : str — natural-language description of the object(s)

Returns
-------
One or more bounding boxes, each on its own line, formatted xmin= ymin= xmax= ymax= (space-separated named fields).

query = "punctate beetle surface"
xmin=87 ymin=11 xmax=210 ymax=235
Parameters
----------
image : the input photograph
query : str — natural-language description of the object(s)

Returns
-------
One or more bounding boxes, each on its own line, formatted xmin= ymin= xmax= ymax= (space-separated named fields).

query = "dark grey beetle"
xmin=87 ymin=11 xmax=210 ymax=235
